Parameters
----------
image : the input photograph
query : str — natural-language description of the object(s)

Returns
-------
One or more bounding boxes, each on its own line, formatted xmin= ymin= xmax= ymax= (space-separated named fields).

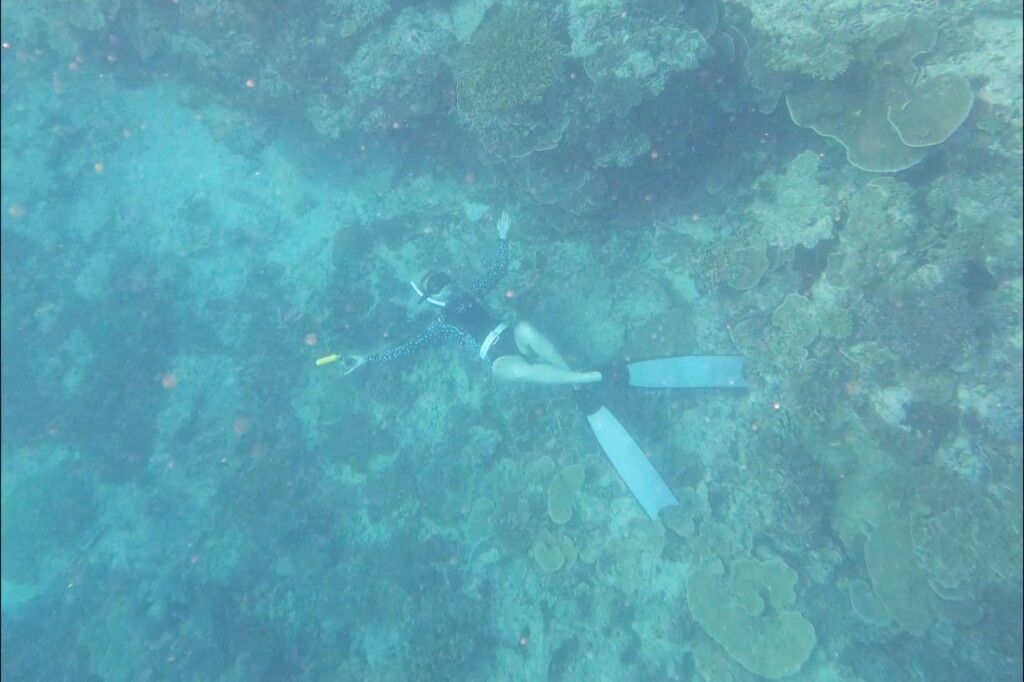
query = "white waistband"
xmin=479 ymin=322 xmax=510 ymax=360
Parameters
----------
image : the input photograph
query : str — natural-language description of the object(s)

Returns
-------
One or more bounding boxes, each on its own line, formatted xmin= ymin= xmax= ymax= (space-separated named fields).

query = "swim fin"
xmin=626 ymin=356 xmax=747 ymax=389
xmin=576 ymin=388 xmax=679 ymax=521
xmin=577 ymin=355 xmax=746 ymax=519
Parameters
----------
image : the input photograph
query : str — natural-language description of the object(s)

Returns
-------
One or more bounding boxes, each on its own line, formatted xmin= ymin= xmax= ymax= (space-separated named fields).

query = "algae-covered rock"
xmin=687 ymin=556 xmax=817 ymax=679
xmin=547 ymin=464 xmax=585 ymax=525
xmin=864 ymin=520 xmax=936 ymax=636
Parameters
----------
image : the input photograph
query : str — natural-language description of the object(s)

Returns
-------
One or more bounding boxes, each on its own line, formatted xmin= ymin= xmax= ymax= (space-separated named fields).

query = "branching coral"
xmin=451 ymin=6 xmax=566 ymax=113
xmin=864 ymin=282 xmax=977 ymax=371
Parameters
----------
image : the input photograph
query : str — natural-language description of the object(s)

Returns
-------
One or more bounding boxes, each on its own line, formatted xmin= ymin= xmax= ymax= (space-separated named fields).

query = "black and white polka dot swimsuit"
xmin=363 ymin=238 xmax=513 ymax=367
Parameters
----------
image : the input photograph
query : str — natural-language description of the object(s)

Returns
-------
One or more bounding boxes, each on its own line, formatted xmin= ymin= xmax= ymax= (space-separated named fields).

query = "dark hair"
xmin=420 ymin=272 xmax=452 ymax=300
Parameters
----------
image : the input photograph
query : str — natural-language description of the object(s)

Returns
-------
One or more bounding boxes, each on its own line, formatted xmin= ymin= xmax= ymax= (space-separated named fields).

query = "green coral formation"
xmin=772 ymin=294 xmax=818 ymax=348
xmin=525 ymin=454 xmax=557 ymax=480
xmin=532 ymin=528 xmax=568 ymax=573
xmin=749 ymin=151 xmax=836 ymax=249
xmin=547 ymin=464 xmax=585 ymax=525
xmin=816 ymin=304 xmax=856 ymax=342
xmin=452 ymin=6 xmax=566 ymax=113
xmin=760 ymin=293 xmax=819 ymax=366
xmin=888 ymin=72 xmax=976 ymax=147
xmin=786 ymin=14 xmax=974 ymax=172
xmin=724 ymin=243 xmax=770 ymax=290
xmin=687 ymin=556 xmax=817 ymax=679
xmin=661 ymin=485 xmax=709 ymax=538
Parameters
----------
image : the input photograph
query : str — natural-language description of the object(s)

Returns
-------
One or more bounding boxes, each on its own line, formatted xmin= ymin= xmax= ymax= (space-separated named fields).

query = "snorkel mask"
xmin=410 ymin=272 xmax=451 ymax=307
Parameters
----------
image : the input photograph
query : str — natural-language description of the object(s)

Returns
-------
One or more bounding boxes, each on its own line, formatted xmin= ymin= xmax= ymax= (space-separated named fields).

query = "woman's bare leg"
xmin=492 ymin=356 xmax=602 ymax=385
xmin=513 ymin=321 xmax=573 ymax=371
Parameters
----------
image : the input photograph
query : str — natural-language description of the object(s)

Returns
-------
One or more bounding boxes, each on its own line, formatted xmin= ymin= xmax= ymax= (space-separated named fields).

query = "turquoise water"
xmin=1 ymin=1 xmax=1021 ymax=680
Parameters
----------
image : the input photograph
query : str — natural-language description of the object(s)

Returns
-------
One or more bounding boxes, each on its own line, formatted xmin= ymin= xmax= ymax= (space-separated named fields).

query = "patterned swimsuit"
xmin=363 ymin=238 xmax=514 ymax=367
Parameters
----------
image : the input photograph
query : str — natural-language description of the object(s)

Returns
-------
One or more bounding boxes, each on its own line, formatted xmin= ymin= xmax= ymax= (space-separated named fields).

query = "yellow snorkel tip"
xmin=315 ymin=354 xmax=341 ymax=367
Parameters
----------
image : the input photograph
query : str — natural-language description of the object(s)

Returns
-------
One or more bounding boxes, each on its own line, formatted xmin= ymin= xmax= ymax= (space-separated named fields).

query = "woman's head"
xmin=419 ymin=271 xmax=453 ymax=303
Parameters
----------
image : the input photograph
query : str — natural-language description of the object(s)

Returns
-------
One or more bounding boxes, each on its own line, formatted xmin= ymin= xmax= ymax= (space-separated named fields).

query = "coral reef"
xmin=786 ymin=14 xmax=974 ymax=171
xmin=687 ymin=556 xmax=817 ymax=679
xmin=749 ymin=151 xmax=838 ymax=249
xmin=452 ymin=6 xmax=567 ymax=114
xmin=568 ymin=0 xmax=708 ymax=112
xmin=546 ymin=463 xmax=585 ymax=525
xmin=1 ymin=0 xmax=1020 ymax=679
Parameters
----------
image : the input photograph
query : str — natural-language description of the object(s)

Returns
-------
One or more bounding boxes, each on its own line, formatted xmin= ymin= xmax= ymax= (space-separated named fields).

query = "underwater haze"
xmin=1 ymin=0 xmax=1022 ymax=680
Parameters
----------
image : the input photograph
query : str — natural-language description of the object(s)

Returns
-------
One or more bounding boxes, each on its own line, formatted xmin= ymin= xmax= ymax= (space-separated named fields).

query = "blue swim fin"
xmin=577 ymin=356 xmax=746 ymax=519
xmin=627 ymin=356 xmax=748 ymax=389
xmin=577 ymin=388 xmax=678 ymax=520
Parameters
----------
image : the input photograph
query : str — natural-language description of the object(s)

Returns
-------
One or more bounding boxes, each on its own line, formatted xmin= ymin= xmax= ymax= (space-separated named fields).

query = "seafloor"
xmin=1 ymin=1 xmax=1022 ymax=680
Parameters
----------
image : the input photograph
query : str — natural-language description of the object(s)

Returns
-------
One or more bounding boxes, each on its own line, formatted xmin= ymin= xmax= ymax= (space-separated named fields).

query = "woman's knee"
xmin=513 ymin=321 xmax=538 ymax=357
xmin=514 ymin=320 xmax=536 ymax=342
xmin=492 ymin=355 xmax=528 ymax=382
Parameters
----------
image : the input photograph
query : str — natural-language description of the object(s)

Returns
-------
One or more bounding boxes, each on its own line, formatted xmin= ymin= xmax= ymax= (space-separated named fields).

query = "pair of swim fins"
xmin=578 ymin=356 xmax=747 ymax=520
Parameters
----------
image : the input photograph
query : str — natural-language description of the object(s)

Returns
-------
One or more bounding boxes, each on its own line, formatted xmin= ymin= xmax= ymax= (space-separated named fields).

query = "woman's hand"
xmin=341 ymin=355 xmax=366 ymax=375
xmin=497 ymin=210 xmax=511 ymax=239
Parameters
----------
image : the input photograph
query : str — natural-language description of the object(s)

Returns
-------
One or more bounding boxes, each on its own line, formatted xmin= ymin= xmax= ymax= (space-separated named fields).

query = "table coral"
xmin=547 ymin=463 xmax=585 ymax=525
xmin=724 ymin=243 xmax=770 ymax=291
xmin=687 ymin=556 xmax=817 ymax=679
xmin=786 ymin=14 xmax=973 ymax=172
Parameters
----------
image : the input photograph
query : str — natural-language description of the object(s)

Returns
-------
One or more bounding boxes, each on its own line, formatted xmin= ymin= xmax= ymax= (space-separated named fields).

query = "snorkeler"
xmin=337 ymin=211 xmax=603 ymax=386
xmin=324 ymin=209 xmax=748 ymax=520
